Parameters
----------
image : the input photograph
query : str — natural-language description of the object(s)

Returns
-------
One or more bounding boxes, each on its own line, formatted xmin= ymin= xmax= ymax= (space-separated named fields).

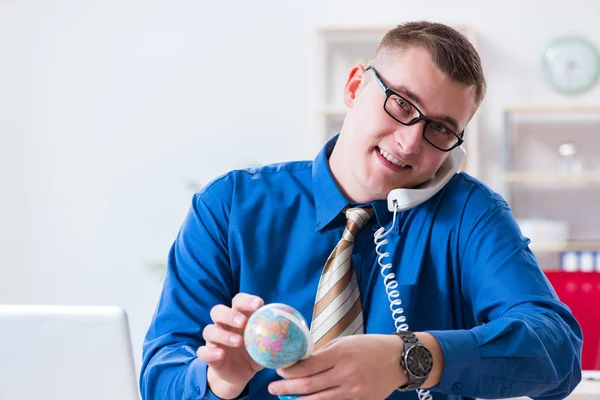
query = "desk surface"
xmin=573 ymin=378 xmax=600 ymax=395
xmin=574 ymin=370 xmax=600 ymax=395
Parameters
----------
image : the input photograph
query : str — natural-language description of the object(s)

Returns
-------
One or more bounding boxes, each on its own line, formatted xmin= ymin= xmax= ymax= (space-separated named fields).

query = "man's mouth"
xmin=376 ymin=147 xmax=412 ymax=169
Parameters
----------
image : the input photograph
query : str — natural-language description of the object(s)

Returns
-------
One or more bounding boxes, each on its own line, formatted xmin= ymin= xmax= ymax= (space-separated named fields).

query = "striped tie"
xmin=310 ymin=207 xmax=374 ymax=351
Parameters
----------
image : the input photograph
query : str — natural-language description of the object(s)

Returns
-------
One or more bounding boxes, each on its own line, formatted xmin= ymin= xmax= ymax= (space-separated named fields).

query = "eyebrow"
xmin=392 ymin=84 xmax=461 ymax=132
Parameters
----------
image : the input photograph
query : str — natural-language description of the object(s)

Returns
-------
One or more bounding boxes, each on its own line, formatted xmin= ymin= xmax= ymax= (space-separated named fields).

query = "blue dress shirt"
xmin=141 ymin=136 xmax=582 ymax=400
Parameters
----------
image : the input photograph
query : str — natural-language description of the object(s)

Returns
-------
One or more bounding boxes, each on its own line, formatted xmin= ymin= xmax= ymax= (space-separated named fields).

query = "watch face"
xmin=542 ymin=36 xmax=600 ymax=94
xmin=405 ymin=345 xmax=433 ymax=379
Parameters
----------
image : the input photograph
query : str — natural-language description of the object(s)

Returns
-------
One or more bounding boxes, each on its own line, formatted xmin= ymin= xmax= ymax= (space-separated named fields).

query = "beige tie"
xmin=310 ymin=207 xmax=374 ymax=351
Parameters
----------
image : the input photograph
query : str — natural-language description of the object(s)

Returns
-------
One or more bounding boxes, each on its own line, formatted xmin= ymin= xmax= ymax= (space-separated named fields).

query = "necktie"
xmin=310 ymin=207 xmax=374 ymax=351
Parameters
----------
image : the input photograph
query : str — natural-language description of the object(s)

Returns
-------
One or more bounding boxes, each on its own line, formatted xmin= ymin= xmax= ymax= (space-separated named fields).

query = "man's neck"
xmin=328 ymin=142 xmax=373 ymax=205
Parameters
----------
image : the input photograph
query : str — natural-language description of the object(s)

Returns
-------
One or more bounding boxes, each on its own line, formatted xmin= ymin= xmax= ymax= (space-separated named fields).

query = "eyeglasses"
xmin=366 ymin=66 xmax=464 ymax=152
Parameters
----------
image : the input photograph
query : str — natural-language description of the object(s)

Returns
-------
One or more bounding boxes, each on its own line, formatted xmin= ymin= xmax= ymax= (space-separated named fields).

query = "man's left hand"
xmin=268 ymin=334 xmax=406 ymax=400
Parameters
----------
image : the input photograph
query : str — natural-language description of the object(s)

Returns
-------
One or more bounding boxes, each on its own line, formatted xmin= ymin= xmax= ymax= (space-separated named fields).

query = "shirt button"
xmin=452 ymin=383 xmax=462 ymax=392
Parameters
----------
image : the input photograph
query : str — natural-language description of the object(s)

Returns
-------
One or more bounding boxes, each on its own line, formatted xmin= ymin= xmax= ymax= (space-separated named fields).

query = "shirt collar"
xmin=312 ymin=134 xmax=394 ymax=233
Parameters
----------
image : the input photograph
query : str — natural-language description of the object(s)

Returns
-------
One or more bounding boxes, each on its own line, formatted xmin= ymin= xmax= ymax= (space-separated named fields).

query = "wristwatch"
xmin=393 ymin=331 xmax=433 ymax=391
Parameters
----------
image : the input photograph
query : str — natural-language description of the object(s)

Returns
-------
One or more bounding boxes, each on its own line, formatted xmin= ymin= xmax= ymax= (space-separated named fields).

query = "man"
xmin=141 ymin=21 xmax=583 ymax=400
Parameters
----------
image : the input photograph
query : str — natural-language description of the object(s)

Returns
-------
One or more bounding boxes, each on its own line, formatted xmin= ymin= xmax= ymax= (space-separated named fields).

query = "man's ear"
xmin=343 ymin=65 xmax=367 ymax=108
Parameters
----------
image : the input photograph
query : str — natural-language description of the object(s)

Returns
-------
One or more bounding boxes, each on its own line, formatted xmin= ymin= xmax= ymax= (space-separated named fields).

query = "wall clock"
xmin=541 ymin=36 xmax=600 ymax=94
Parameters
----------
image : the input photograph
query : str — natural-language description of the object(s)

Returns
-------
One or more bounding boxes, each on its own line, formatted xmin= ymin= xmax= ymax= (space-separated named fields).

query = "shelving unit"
xmin=504 ymin=172 xmax=600 ymax=183
xmin=312 ymin=24 xmax=482 ymax=178
xmin=504 ymin=107 xmax=600 ymax=374
xmin=530 ymin=241 xmax=600 ymax=253
xmin=503 ymin=107 xmax=600 ymax=269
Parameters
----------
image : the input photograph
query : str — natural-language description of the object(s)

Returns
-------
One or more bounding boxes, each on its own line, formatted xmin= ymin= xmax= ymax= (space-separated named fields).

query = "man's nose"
xmin=393 ymin=121 xmax=424 ymax=155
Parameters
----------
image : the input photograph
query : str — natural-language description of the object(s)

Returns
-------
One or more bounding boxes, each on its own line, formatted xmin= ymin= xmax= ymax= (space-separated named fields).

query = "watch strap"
xmin=393 ymin=331 xmax=428 ymax=392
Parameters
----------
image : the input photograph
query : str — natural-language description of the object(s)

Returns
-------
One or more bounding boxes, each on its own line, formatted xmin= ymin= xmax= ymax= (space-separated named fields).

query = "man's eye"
xmin=431 ymin=122 xmax=448 ymax=133
xmin=396 ymin=99 xmax=410 ymax=110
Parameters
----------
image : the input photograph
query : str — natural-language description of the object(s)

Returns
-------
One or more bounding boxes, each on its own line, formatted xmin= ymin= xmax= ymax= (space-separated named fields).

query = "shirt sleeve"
xmin=140 ymin=176 xmax=248 ymax=400
xmin=427 ymin=199 xmax=583 ymax=400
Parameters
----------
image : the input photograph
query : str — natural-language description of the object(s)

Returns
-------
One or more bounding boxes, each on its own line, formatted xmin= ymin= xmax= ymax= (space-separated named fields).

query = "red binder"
xmin=544 ymin=271 xmax=600 ymax=370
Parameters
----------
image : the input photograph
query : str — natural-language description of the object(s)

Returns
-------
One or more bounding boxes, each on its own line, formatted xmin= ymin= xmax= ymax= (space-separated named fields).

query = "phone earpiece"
xmin=386 ymin=146 xmax=466 ymax=212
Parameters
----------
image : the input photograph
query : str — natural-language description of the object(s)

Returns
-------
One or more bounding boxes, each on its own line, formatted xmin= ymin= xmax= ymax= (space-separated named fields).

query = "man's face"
xmin=330 ymin=46 xmax=478 ymax=203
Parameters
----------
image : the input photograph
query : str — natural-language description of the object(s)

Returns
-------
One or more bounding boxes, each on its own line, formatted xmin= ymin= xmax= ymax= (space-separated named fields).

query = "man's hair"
xmin=371 ymin=21 xmax=486 ymax=106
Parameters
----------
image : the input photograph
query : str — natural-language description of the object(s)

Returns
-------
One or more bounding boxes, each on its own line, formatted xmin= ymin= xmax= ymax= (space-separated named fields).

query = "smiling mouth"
xmin=376 ymin=147 xmax=412 ymax=169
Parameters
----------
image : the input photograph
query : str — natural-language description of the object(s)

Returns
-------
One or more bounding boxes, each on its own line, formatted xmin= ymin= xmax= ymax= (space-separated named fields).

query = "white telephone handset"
xmin=375 ymin=145 xmax=466 ymax=400
xmin=386 ymin=146 xmax=466 ymax=212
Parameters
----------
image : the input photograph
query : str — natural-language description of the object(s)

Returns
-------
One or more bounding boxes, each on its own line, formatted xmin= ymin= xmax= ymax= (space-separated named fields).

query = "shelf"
xmin=504 ymin=107 xmax=600 ymax=124
xmin=504 ymin=106 xmax=600 ymax=114
xmin=317 ymin=25 xmax=391 ymax=35
xmin=531 ymin=241 xmax=600 ymax=253
xmin=317 ymin=24 xmax=472 ymax=35
xmin=504 ymin=172 xmax=600 ymax=183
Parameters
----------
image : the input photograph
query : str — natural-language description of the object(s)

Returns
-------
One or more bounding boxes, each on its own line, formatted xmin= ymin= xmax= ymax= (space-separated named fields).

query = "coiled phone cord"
xmin=373 ymin=200 xmax=433 ymax=400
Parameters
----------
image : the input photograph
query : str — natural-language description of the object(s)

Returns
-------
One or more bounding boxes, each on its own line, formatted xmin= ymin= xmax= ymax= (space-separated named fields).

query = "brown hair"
xmin=371 ymin=21 xmax=486 ymax=106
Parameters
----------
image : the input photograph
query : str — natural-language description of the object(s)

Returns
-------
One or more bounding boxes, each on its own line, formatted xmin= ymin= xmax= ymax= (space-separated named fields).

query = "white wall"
xmin=1 ymin=0 xmax=599 ymax=375
xmin=0 ymin=3 xmax=25 ymax=294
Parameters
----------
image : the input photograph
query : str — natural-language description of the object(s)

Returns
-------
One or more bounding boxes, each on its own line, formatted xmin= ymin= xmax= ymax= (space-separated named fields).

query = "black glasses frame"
xmin=365 ymin=65 xmax=464 ymax=152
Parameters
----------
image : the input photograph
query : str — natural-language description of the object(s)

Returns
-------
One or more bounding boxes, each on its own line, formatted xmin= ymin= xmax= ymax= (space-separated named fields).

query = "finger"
xmin=232 ymin=293 xmax=264 ymax=313
xmin=210 ymin=304 xmax=247 ymax=329
xmin=295 ymin=386 xmax=346 ymax=400
xmin=196 ymin=345 xmax=224 ymax=364
xmin=268 ymin=372 xmax=337 ymax=398
xmin=203 ymin=324 xmax=244 ymax=347
xmin=277 ymin=353 xmax=334 ymax=379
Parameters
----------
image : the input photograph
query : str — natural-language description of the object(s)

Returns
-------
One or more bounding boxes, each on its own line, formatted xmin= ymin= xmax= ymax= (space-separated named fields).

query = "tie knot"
xmin=342 ymin=207 xmax=374 ymax=243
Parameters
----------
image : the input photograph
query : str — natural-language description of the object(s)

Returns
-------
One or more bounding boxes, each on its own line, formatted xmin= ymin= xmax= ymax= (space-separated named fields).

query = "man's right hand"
xmin=196 ymin=293 xmax=265 ymax=399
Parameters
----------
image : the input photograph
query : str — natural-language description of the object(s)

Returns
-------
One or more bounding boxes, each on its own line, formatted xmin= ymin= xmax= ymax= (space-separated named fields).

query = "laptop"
xmin=0 ymin=305 xmax=140 ymax=400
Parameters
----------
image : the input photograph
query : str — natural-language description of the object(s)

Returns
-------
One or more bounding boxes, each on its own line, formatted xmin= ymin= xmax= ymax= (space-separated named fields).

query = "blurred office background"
xmin=1 ymin=0 xmax=600 ymax=380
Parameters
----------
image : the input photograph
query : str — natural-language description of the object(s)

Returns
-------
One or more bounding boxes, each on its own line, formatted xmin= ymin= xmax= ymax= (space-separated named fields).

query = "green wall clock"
xmin=541 ymin=36 xmax=600 ymax=94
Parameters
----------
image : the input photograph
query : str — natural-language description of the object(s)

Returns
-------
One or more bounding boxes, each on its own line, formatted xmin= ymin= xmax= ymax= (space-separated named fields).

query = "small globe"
xmin=244 ymin=303 xmax=312 ymax=369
